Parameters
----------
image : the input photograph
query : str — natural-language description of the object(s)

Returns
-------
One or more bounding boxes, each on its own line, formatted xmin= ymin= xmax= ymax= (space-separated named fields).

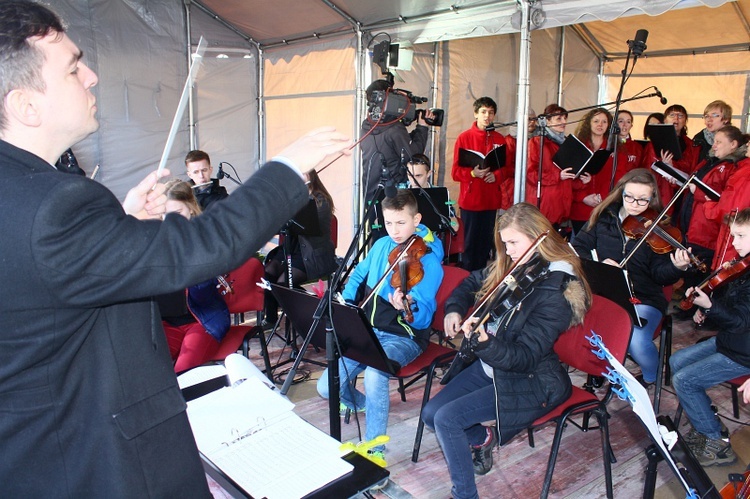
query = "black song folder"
xmin=457 ymin=144 xmax=506 ymax=171
xmin=552 ymin=134 xmax=611 ymax=178
xmin=646 ymin=124 xmax=683 ymax=161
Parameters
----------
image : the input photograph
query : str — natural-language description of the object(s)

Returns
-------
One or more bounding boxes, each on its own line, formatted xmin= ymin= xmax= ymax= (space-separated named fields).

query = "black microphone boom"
xmin=629 ymin=29 xmax=648 ymax=57
xmin=654 ymin=87 xmax=668 ymax=105
xmin=382 ymin=163 xmax=397 ymax=199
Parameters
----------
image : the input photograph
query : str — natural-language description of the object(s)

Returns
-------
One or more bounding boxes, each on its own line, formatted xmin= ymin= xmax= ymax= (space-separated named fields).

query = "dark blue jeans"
xmin=670 ymin=336 xmax=750 ymax=439
xmin=422 ymin=361 xmax=496 ymax=499
xmin=461 ymin=208 xmax=497 ymax=272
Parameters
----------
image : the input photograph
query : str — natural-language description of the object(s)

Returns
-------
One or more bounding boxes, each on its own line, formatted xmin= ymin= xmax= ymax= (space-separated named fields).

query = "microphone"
xmin=654 ymin=87 xmax=668 ymax=106
xmin=628 ymin=29 xmax=648 ymax=57
xmin=217 ymin=162 xmax=226 ymax=179
xmin=383 ymin=165 xmax=397 ymax=199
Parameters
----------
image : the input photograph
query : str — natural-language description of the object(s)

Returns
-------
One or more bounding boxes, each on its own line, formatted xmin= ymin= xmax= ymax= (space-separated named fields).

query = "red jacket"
xmin=641 ymin=135 xmax=698 ymax=213
xmin=570 ymin=139 xmax=610 ymax=222
xmin=685 ymin=158 xmax=736 ymax=250
xmin=611 ymin=138 xmax=643 ymax=186
xmin=525 ymin=136 xmax=574 ymax=225
xmin=705 ymin=159 xmax=750 ymax=268
xmin=452 ymin=123 xmax=515 ymax=211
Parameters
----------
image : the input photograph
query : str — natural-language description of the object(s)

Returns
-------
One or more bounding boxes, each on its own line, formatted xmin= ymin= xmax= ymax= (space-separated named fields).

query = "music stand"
xmin=374 ymin=187 xmax=451 ymax=234
xmin=274 ymin=198 xmax=322 ymax=358
xmin=580 ymin=258 xmax=643 ymax=328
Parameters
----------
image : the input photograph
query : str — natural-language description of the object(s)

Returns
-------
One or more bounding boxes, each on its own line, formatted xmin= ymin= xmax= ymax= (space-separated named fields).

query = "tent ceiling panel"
xmin=584 ymin=0 xmax=750 ymax=59
xmin=196 ymin=0 xmax=732 ymax=46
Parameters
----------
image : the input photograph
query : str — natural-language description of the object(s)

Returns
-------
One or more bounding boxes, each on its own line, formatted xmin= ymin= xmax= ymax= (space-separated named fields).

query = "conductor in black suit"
xmin=0 ymin=2 xmax=351 ymax=496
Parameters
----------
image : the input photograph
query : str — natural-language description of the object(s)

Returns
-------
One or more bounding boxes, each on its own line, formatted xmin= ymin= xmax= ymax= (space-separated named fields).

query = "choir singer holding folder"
xmin=452 ymin=97 xmax=515 ymax=271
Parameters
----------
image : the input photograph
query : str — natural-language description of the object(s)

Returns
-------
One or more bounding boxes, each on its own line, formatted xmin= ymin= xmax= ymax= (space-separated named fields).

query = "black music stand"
xmin=273 ymin=199 xmax=322 ymax=358
xmin=374 ymin=187 xmax=452 ymax=234
xmin=643 ymin=415 xmax=720 ymax=499
xmin=180 ymin=374 xmax=389 ymax=498
xmin=270 ymin=284 xmax=399 ymax=437
xmin=580 ymin=258 xmax=643 ymax=328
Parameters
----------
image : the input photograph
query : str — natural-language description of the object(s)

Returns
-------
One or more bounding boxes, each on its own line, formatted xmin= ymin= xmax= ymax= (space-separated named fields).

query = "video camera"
xmin=368 ymin=87 xmax=444 ymax=127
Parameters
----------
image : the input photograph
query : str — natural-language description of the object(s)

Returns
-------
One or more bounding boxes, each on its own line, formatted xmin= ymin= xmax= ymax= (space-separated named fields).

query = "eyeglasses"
xmin=703 ymin=113 xmax=722 ymax=120
xmin=667 ymin=112 xmax=686 ymax=119
xmin=623 ymin=193 xmax=651 ymax=206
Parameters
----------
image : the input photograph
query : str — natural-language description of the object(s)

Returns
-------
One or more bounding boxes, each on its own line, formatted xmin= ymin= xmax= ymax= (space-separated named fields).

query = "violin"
xmin=389 ymin=235 xmax=428 ymax=322
xmin=621 ymin=208 xmax=707 ymax=272
xmin=216 ymin=274 xmax=234 ymax=295
xmin=720 ymin=470 xmax=750 ymax=499
xmin=679 ymin=254 xmax=750 ymax=310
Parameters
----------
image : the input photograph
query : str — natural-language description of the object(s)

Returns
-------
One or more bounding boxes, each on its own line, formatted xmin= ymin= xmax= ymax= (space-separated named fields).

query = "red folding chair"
xmin=527 ymin=294 xmax=633 ymax=498
xmin=207 ymin=256 xmax=273 ymax=380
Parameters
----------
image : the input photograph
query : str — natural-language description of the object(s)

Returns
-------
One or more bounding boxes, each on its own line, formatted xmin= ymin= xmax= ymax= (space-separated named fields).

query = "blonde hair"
xmin=477 ymin=203 xmax=591 ymax=304
xmin=164 ymin=179 xmax=202 ymax=218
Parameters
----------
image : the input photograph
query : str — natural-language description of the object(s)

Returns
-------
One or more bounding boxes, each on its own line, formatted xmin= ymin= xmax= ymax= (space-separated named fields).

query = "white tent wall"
xmin=263 ymin=38 xmax=357 ymax=246
xmin=188 ymin=7 xmax=260 ymax=193
xmin=53 ymin=0 xmax=188 ymax=201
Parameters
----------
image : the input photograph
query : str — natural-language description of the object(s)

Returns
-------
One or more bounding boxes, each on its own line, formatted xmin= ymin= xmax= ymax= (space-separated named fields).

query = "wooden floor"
xmin=209 ymin=310 xmax=750 ymax=498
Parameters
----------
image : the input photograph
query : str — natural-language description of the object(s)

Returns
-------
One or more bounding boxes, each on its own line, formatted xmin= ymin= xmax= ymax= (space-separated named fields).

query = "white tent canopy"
xmin=52 ymin=0 xmax=747 ymax=245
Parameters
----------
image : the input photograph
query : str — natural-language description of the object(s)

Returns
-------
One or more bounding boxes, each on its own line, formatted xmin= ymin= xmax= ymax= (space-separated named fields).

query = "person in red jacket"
xmin=677 ymin=126 xmax=747 ymax=292
xmin=570 ymin=108 xmax=612 ymax=233
xmin=642 ymin=104 xmax=699 ymax=214
xmin=452 ymin=97 xmax=515 ymax=271
xmin=703 ymin=132 xmax=750 ymax=269
xmin=525 ymin=104 xmax=579 ymax=229
xmin=610 ymin=110 xmax=643 ymax=186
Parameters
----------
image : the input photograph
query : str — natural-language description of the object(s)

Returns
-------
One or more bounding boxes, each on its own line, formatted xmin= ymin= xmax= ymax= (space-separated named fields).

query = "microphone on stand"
xmin=654 ymin=87 xmax=668 ymax=106
xmin=382 ymin=163 xmax=397 ymax=199
xmin=217 ymin=162 xmax=227 ymax=179
xmin=628 ymin=29 xmax=648 ymax=57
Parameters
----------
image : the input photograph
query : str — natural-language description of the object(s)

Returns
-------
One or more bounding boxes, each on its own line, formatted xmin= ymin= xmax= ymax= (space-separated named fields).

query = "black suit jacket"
xmin=0 ymin=140 xmax=307 ymax=497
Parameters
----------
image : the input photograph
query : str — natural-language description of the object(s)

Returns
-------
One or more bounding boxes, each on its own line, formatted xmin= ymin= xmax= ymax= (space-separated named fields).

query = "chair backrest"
xmin=431 ymin=265 xmax=470 ymax=331
xmin=222 ymin=257 xmax=265 ymax=314
xmin=441 ymin=217 xmax=465 ymax=257
xmin=554 ymin=294 xmax=633 ymax=377
xmin=330 ymin=214 xmax=338 ymax=250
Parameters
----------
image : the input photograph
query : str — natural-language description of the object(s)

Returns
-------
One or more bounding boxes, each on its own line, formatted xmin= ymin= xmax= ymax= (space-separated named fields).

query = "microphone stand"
xmin=535 ymin=115 xmax=548 ymax=209
xmin=279 ymin=182 xmax=386 ymax=441
xmin=217 ymin=162 xmax=242 ymax=186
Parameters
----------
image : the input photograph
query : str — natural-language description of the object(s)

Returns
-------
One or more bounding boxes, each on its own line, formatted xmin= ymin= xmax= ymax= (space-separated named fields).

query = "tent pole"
xmin=514 ymin=0 xmax=531 ymax=204
xmin=429 ymin=42 xmax=439 ymax=181
xmin=258 ymin=47 xmax=265 ymax=166
xmin=556 ymin=26 xmax=566 ymax=105
xmin=353 ymin=29 xmax=365 ymax=233
xmin=184 ymin=0 xmax=196 ymax=150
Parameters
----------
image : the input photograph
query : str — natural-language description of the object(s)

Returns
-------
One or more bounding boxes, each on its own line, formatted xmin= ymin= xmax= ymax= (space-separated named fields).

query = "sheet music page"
xmin=224 ymin=353 xmax=276 ymax=390
xmin=185 ymin=376 xmax=354 ymax=498
xmin=602 ymin=346 xmax=693 ymax=492
xmin=208 ymin=411 xmax=353 ymax=499
xmin=186 ymin=377 xmax=294 ymax=455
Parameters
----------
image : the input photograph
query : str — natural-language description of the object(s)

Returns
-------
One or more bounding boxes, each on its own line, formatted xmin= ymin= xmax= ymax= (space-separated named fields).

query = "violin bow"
xmin=718 ymin=208 xmax=739 ymax=267
xmin=360 ymin=235 xmax=418 ymax=309
xmin=155 ymin=37 xmax=207 ymax=180
xmin=619 ymin=172 xmax=697 ymax=268
xmin=462 ymin=230 xmax=549 ymax=338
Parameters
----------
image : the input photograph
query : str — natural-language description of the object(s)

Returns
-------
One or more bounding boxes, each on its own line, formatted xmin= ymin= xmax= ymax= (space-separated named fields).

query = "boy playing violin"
xmin=317 ymin=189 xmax=443 ymax=464
xmin=670 ymin=207 xmax=750 ymax=467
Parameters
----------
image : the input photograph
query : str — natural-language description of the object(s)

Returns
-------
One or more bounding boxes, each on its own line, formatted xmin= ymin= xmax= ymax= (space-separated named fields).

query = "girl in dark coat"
xmin=422 ymin=203 xmax=591 ymax=499
xmin=572 ymin=169 xmax=691 ymax=385
xmin=263 ymin=169 xmax=337 ymax=323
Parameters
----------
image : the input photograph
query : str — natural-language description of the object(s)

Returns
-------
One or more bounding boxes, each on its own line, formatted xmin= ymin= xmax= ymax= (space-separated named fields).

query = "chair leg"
xmin=663 ymin=317 xmax=673 ymax=386
xmin=654 ymin=331 xmax=667 ymax=413
xmin=732 ymin=385 xmax=741 ymax=418
xmin=251 ymin=326 xmax=273 ymax=382
xmin=674 ymin=404 xmax=683 ymax=428
xmin=540 ymin=418 xmax=568 ymax=499
xmin=595 ymin=407 xmax=614 ymax=498
xmin=398 ymin=379 xmax=407 ymax=402
xmin=411 ymin=362 xmax=440 ymax=463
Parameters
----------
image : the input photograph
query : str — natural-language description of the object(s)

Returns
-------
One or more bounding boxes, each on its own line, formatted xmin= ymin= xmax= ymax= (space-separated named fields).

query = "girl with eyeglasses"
xmin=572 ymin=169 xmax=691 ymax=386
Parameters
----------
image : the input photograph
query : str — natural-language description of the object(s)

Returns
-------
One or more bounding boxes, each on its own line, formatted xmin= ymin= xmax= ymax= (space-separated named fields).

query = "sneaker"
xmin=369 ymin=477 xmax=389 ymax=491
xmin=695 ymin=437 xmax=737 ymax=467
xmin=683 ymin=427 xmax=706 ymax=448
xmin=472 ymin=427 xmax=496 ymax=476
xmin=339 ymin=402 xmax=365 ymax=416
xmin=635 ymin=374 xmax=655 ymax=389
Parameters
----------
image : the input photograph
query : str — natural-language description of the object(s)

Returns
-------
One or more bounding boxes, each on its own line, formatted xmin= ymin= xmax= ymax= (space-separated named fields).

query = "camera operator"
xmin=361 ymin=79 xmax=434 ymax=209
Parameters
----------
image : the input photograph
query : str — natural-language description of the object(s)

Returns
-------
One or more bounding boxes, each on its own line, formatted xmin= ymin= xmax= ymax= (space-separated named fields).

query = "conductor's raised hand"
xmin=277 ymin=127 xmax=352 ymax=172
xmin=122 ymin=168 xmax=171 ymax=220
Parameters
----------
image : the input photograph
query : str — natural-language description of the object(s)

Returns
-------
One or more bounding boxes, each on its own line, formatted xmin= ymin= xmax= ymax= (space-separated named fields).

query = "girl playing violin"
xmin=422 ymin=203 xmax=591 ymax=499
xmin=572 ymin=168 xmax=692 ymax=386
xmin=670 ymin=207 xmax=750 ymax=467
